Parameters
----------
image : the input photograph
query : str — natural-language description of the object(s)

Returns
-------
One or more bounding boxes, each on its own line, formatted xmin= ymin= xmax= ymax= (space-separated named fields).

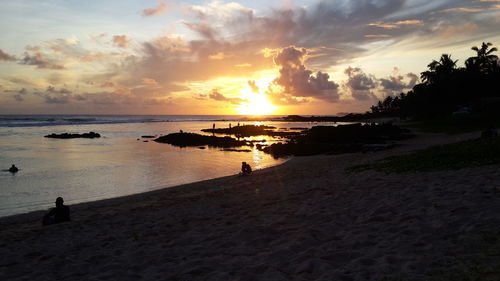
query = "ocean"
xmin=0 ymin=115 xmax=335 ymax=217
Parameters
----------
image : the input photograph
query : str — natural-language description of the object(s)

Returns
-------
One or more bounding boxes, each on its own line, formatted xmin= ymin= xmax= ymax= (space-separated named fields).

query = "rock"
xmin=263 ymin=123 xmax=413 ymax=157
xmin=221 ymin=148 xmax=252 ymax=152
xmin=201 ymin=125 xmax=296 ymax=138
xmin=44 ymin=132 xmax=101 ymax=139
xmin=154 ymin=132 xmax=248 ymax=148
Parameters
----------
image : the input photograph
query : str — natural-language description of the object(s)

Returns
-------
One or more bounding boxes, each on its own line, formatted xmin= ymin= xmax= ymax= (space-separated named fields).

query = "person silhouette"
xmin=241 ymin=162 xmax=252 ymax=175
xmin=8 ymin=164 xmax=18 ymax=173
xmin=43 ymin=197 xmax=70 ymax=225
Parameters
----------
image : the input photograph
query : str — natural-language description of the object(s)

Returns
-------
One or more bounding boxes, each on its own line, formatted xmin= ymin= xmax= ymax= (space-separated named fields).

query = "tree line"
xmin=369 ymin=42 xmax=500 ymax=119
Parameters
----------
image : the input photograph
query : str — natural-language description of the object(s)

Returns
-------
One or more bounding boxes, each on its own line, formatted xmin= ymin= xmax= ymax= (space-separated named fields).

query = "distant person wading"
xmin=8 ymin=164 xmax=19 ymax=173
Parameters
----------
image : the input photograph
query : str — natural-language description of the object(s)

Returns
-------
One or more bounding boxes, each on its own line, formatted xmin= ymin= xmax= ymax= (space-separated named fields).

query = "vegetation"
xmin=369 ymin=42 xmax=500 ymax=120
xmin=348 ymin=136 xmax=500 ymax=173
xmin=405 ymin=112 xmax=500 ymax=134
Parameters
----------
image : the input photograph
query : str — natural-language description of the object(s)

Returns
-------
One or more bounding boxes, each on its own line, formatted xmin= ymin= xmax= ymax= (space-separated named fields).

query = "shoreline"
xmin=0 ymin=157 xmax=291 ymax=220
xmin=2 ymin=130 xmax=499 ymax=280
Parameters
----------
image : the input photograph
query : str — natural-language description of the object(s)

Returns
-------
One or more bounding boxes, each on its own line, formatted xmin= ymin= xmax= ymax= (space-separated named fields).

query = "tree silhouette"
xmin=465 ymin=42 xmax=498 ymax=74
xmin=420 ymin=54 xmax=457 ymax=85
xmin=369 ymin=42 xmax=500 ymax=119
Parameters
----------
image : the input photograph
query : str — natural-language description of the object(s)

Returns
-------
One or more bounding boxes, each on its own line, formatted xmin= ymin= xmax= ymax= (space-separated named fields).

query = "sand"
xmin=1 ymin=131 xmax=500 ymax=280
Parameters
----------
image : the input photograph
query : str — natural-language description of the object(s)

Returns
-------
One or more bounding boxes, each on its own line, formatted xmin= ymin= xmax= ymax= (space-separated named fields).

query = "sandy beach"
xmin=1 ymin=131 xmax=500 ymax=281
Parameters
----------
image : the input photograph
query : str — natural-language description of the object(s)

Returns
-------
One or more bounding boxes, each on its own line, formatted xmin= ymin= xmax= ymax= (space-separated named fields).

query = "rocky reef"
xmin=44 ymin=132 xmax=101 ymax=139
xmin=201 ymin=125 xmax=298 ymax=138
xmin=154 ymin=132 xmax=248 ymax=148
xmin=261 ymin=123 xmax=412 ymax=157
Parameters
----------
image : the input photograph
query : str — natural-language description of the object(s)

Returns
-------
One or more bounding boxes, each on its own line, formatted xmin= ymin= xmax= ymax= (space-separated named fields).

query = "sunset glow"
xmin=236 ymin=89 xmax=276 ymax=116
xmin=0 ymin=0 xmax=499 ymax=115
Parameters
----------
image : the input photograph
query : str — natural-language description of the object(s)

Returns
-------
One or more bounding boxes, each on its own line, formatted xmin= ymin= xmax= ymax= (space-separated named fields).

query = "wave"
xmin=0 ymin=115 xmax=286 ymax=127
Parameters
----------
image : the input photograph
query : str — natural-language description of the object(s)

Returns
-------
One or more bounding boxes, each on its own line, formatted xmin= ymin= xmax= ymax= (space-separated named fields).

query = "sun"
xmin=236 ymin=88 xmax=277 ymax=115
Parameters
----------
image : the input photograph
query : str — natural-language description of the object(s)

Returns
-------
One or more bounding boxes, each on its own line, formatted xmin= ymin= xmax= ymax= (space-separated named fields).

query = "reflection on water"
xmin=0 ymin=119 xmax=339 ymax=217
xmin=0 ymin=121 xmax=297 ymax=216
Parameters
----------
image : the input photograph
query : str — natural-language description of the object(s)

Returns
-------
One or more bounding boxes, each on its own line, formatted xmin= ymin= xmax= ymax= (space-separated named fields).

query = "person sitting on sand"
xmin=8 ymin=164 xmax=19 ymax=173
xmin=241 ymin=162 xmax=252 ymax=175
xmin=481 ymin=125 xmax=498 ymax=139
xmin=43 ymin=197 xmax=70 ymax=226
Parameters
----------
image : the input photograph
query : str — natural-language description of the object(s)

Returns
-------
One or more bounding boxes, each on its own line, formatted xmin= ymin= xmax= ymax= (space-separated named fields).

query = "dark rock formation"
xmin=201 ymin=125 xmax=297 ymax=138
xmin=221 ymin=148 xmax=252 ymax=152
xmin=154 ymin=132 xmax=248 ymax=148
xmin=262 ymin=123 xmax=413 ymax=157
xmin=44 ymin=132 xmax=101 ymax=139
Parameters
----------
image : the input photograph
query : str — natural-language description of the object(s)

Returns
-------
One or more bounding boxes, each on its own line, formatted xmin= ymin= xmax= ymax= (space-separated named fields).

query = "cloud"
xmin=440 ymin=7 xmax=484 ymax=13
xmin=208 ymin=90 xmax=245 ymax=104
xmin=438 ymin=23 xmax=479 ymax=39
xmin=379 ymin=68 xmax=418 ymax=95
xmin=248 ymin=80 xmax=259 ymax=93
xmin=344 ymin=67 xmax=378 ymax=101
xmin=368 ymin=20 xmax=423 ymax=29
xmin=32 ymin=86 xmax=72 ymax=104
xmin=46 ymin=85 xmax=71 ymax=94
xmin=271 ymin=46 xmax=340 ymax=103
xmin=208 ymin=52 xmax=228 ymax=60
xmin=90 ymin=0 xmax=500 ymax=108
xmin=20 ymin=51 xmax=64 ymax=69
xmin=142 ymin=78 xmax=158 ymax=85
xmin=100 ymin=81 xmax=117 ymax=88
xmin=4 ymin=88 xmax=27 ymax=102
xmin=142 ymin=0 xmax=175 ymax=16
xmin=0 ymin=49 xmax=16 ymax=61
xmin=365 ymin=34 xmax=392 ymax=38
xmin=44 ymin=95 xmax=69 ymax=104
xmin=7 ymin=0 xmax=500 ymax=114
xmin=183 ymin=22 xmax=217 ymax=40
xmin=187 ymin=1 xmax=253 ymax=20
xmin=90 ymin=33 xmax=107 ymax=41
xmin=112 ymin=35 xmax=131 ymax=48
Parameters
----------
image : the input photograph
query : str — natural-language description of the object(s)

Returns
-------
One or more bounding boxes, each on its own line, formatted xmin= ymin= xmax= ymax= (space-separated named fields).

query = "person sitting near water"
xmin=43 ymin=197 xmax=70 ymax=225
xmin=240 ymin=162 xmax=252 ymax=175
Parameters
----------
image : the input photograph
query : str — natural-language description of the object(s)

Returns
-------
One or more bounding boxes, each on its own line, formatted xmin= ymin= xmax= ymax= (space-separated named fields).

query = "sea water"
xmin=0 ymin=115 xmax=333 ymax=217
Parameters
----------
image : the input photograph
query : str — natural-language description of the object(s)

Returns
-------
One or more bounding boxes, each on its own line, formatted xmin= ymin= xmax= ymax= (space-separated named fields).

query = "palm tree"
xmin=420 ymin=54 xmax=457 ymax=84
xmin=465 ymin=42 xmax=498 ymax=73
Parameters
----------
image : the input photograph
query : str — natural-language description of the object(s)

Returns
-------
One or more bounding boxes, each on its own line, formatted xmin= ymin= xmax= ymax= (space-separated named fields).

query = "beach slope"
xmin=1 ymin=131 xmax=500 ymax=280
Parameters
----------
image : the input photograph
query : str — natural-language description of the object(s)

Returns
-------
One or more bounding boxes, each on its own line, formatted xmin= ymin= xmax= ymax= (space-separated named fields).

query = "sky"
xmin=0 ymin=0 xmax=499 ymax=115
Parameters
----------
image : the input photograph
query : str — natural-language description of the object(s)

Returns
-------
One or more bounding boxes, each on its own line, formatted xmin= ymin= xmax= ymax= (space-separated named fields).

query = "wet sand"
xmin=1 ymin=131 xmax=500 ymax=280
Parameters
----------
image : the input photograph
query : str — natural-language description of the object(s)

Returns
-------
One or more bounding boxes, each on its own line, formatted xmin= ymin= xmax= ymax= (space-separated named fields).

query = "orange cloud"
xmin=270 ymin=46 xmax=340 ymax=103
xmin=20 ymin=51 xmax=64 ymax=69
xmin=439 ymin=23 xmax=478 ymax=39
xmin=364 ymin=34 xmax=392 ymax=38
xmin=208 ymin=52 xmax=226 ymax=60
xmin=112 ymin=35 xmax=131 ymax=48
xmin=440 ymin=7 xmax=484 ymax=13
xmin=142 ymin=78 xmax=158 ymax=85
xmin=0 ymin=49 xmax=16 ymax=61
xmin=142 ymin=0 xmax=175 ymax=16
xmin=368 ymin=20 xmax=423 ymax=29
